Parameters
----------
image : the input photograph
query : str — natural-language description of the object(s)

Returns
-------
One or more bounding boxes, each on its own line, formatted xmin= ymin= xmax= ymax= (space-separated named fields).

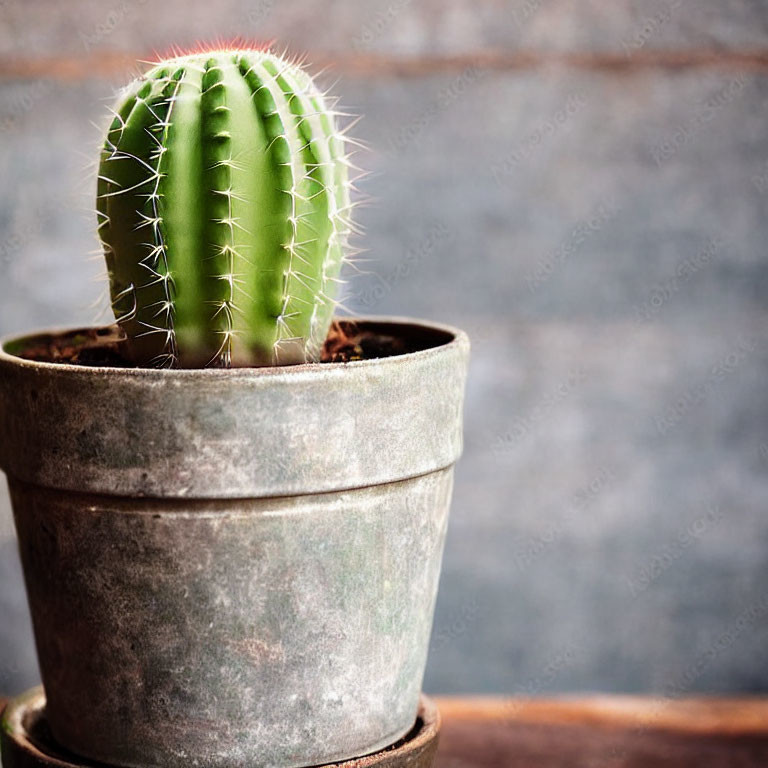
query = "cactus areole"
xmin=98 ymin=49 xmax=352 ymax=368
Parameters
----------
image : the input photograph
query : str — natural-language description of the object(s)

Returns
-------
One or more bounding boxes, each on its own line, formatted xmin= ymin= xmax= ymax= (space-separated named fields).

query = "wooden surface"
xmin=433 ymin=697 xmax=768 ymax=767
xmin=3 ymin=696 xmax=768 ymax=767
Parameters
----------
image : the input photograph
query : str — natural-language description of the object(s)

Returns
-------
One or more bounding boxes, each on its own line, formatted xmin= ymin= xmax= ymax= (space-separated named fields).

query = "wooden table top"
xmin=433 ymin=696 xmax=768 ymax=767
xmin=2 ymin=695 xmax=768 ymax=767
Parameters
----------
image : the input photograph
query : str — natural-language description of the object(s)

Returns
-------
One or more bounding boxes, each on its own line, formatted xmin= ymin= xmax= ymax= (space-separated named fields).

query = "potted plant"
xmin=0 ymin=48 xmax=468 ymax=768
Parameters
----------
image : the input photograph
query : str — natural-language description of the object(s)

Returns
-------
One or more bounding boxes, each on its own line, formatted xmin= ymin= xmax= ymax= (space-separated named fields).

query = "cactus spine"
xmin=97 ymin=49 xmax=352 ymax=367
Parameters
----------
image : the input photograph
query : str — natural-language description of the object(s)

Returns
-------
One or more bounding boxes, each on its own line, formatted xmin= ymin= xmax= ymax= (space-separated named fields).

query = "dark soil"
xmin=322 ymin=320 xmax=410 ymax=362
xmin=18 ymin=327 xmax=132 ymax=367
xmin=17 ymin=321 xmax=414 ymax=368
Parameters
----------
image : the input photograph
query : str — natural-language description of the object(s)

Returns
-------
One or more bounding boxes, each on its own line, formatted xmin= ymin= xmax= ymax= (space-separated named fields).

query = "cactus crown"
xmin=97 ymin=48 xmax=353 ymax=368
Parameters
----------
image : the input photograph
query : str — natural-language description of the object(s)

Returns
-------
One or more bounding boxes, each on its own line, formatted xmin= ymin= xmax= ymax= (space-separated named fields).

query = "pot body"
xmin=0 ymin=318 xmax=468 ymax=768
xmin=1 ymin=689 xmax=441 ymax=768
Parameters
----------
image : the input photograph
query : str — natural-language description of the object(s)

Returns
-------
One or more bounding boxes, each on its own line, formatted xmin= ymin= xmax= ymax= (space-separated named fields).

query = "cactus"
xmin=97 ymin=48 xmax=353 ymax=367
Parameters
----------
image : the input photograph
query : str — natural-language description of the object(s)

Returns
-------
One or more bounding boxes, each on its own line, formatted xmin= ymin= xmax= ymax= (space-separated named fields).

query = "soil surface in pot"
xmin=13 ymin=320 xmax=426 ymax=367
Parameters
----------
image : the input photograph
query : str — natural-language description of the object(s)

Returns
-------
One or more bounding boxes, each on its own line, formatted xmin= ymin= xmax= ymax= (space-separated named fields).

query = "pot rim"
xmin=0 ymin=315 xmax=468 ymax=378
xmin=0 ymin=315 xmax=469 ymax=498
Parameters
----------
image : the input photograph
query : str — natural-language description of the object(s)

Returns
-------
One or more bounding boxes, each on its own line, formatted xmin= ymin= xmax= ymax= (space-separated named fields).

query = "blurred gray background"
xmin=1 ymin=1 xmax=767 ymax=696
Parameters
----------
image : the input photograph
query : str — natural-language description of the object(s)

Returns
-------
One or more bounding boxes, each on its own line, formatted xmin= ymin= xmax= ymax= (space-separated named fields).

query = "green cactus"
xmin=97 ymin=48 xmax=353 ymax=367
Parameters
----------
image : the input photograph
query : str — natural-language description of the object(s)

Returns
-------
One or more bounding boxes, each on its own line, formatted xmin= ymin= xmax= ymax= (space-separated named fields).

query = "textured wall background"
xmin=1 ymin=0 xmax=767 ymax=696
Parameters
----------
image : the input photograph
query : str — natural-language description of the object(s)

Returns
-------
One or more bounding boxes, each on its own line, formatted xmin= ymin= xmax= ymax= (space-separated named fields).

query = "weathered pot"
xmin=0 ymin=317 xmax=468 ymax=768
xmin=0 ymin=688 xmax=441 ymax=768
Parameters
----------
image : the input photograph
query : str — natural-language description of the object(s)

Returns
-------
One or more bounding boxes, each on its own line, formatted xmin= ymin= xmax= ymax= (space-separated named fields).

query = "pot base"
xmin=1 ymin=688 xmax=441 ymax=768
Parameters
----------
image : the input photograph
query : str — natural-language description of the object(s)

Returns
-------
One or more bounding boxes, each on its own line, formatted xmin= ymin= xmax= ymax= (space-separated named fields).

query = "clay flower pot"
xmin=0 ymin=317 xmax=468 ymax=768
